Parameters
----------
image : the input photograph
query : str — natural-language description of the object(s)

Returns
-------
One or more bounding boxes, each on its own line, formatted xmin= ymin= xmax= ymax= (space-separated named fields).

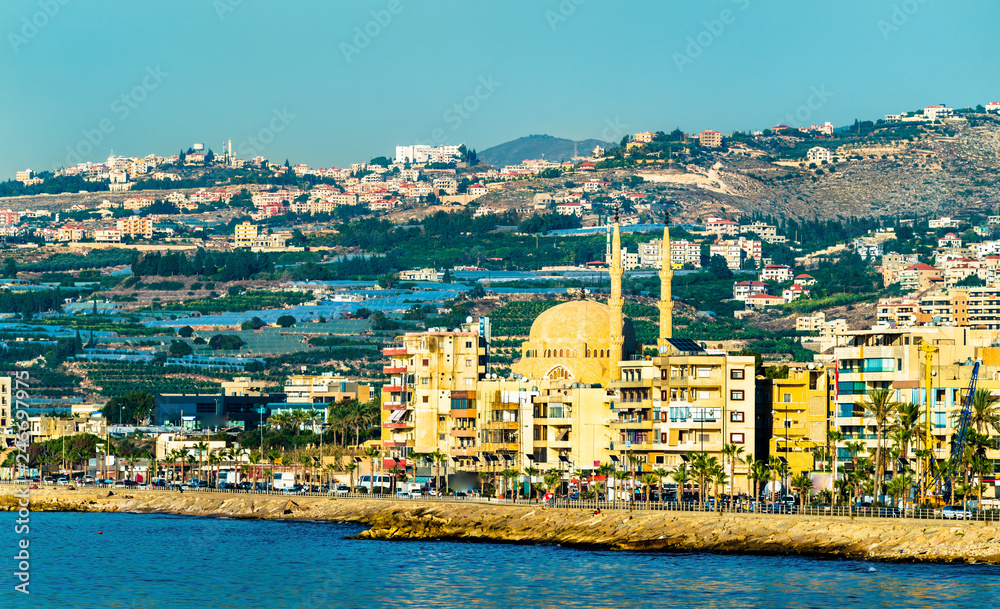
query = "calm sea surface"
xmin=4 ymin=512 xmax=998 ymax=609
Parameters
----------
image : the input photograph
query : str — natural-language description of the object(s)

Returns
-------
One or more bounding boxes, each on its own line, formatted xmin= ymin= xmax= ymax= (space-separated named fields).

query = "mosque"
xmin=512 ymin=214 xmax=673 ymax=384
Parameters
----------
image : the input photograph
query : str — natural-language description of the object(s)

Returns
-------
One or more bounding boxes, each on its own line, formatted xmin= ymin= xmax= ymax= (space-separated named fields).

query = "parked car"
xmin=876 ymin=507 xmax=901 ymax=518
xmin=331 ymin=484 xmax=351 ymax=496
xmin=941 ymin=505 xmax=971 ymax=520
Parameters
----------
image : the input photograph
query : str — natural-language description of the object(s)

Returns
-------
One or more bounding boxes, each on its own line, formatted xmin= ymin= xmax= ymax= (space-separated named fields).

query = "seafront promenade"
xmin=4 ymin=486 xmax=1000 ymax=564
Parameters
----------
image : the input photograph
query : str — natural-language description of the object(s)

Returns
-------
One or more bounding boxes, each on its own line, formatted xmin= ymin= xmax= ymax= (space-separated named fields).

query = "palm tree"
xmin=767 ymin=455 xmax=785 ymax=500
xmin=596 ymin=463 xmax=615 ymax=501
xmin=748 ymin=460 xmax=769 ymax=504
xmin=640 ymin=473 xmax=659 ymax=505
xmin=265 ymin=450 xmax=280 ymax=491
xmin=208 ymin=451 xmax=222 ymax=487
xmin=672 ymin=463 xmax=691 ymax=502
xmin=827 ymin=429 xmax=843 ymax=475
xmin=652 ymin=468 xmax=670 ymax=504
xmin=185 ymin=455 xmax=197 ymax=484
xmin=791 ymin=472 xmax=812 ymax=508
xmin=721 ymin=443 xmax=745 ymax=497
xmin=477 ymin=471 xmax=489 ymax=497
xmin=627 ymin=454 xmax=642 ymax=504
xmin=193 ymin=441 xmax=210 ymax=485
xmin=523 ymin=466 xmax=540 ymax=499
xmin=363 ymin=446 xmax=381 ymax=494
xmin=968 ymin=389 xmax=1000 ymax=435
xmin=345 ymin=462 xmax=358 ymax=492
xmin=248 ymin=453 xmax=262 ymax=487
xmin=299 ymin=455 xmax=312 ymax=486
xmin=709 ymin=464 xmax=727 ymax=512
xmin=543 ymin=470 xmax=561 ymax=498
xmin=613 ymin=470 xmax=629 ymax=505
xmin=500 ymin=468 xmax=518 ymax=499
xmin=860 ymin=387 xmax=901 ymax=493
xmin=324 ymin=464 xmax=337 ymax=487
xmin=428 ymin=450 xmax=446 ymax=495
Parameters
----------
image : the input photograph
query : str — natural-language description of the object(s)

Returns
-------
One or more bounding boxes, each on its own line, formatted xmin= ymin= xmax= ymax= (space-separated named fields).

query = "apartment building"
xmin=705 ymin=217 xmax=740 ymax=237
xmin=897 ymin=263 xmax=942 ymax=292
xmin=699 ymin=130 xmax=722 ymax=148
xmin=710 ymin=241 xmax=745 ymax=270
xmin=761 ymin=264 xmax=794 ymax=283
xmin=639 ymin=239 xmax=701 ymax=269
xmin=733 ymin=281 xmax=768 ymax=301
xmin=769 ymin=364 xmax=829 ymax=477
xmin=116 ymin=216 xmax=154 ymax=239
xmin=233 ymin=221 xmax=258 ymax=247
xmin=806 ymin=147 xmax=832 ymax=164
xmin=94 ymin=228 xmax=122 ymax=243
xmin=880 ymin=253 xmax=921 ymax=286
xmin=283 ymin=373 xmax=372 ymax=405
xmin=57 ymin=226 xmax=87 ymax=242
xmin=380 ymin=323 xmax=489 ymax=470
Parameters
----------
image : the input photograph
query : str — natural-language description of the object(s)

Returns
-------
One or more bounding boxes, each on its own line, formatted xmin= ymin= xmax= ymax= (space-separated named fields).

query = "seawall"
xmin=4 ymin=488 xmax=1000 ymax=564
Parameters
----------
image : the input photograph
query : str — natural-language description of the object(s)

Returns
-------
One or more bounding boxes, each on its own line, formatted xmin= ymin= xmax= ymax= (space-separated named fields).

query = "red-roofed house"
xmin=733 ymin=280 xmax=768 ymax=301
xmin=705 ymin=216 xmax=740 ymax=237
xmin=898 ymin=263 xmax=941 ymax=292
xmin=794 ymin=274 xmax=816 ymax=286
xmin=761 ymin=264 xmax=794 ymax=283
xmin=782 ymin=284 xmax=810 ymax=303
xmin=468 ymin=184 xmax=488 ymax=196
xmin=938 ymin=232 xmax=962 ymax=248
xmin=576 ymin=161 xmax=596 ymax=172
xmin=987 ymin=101 xmax=1000 ymax=113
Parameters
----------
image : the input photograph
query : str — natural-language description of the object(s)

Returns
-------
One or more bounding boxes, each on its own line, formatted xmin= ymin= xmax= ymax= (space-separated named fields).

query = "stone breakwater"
xmin=4 ymin=488 xmax=1000 ymax=564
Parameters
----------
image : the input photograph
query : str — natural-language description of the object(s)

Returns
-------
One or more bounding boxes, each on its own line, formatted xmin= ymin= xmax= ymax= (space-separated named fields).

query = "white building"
xmin=806 ymin=147 xmax=832 ymax=164
xmin=923 ymin=105 xmax=954 ymax=121
xmin=760 ymin=264 xmax=794 ymax=283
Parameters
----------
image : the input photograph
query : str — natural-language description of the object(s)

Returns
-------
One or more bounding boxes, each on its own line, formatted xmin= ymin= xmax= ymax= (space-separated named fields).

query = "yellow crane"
xmin=916 ymin=338 xmax=938 ymax=504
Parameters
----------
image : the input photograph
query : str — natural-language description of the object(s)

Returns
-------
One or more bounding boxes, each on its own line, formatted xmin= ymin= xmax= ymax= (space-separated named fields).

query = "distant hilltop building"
xmin=394 ymin=144 xmax=462 ymax=165
xmin=806 ymin=147 xmax=832 ymax=164
xmin=699 ymin=129 xmax=722 ymax=148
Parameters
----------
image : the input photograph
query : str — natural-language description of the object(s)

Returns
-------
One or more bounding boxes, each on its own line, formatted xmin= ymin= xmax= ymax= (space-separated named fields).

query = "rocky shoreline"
xmin=4 ymin=488 xmax=999 ymax=564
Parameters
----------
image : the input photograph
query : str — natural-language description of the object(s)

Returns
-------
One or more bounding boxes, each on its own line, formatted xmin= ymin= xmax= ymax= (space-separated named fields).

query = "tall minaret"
xmin=608 ymin=210 xmax=624 ymax=382
xmin=658 ymin=211 xmax=674 ymax=347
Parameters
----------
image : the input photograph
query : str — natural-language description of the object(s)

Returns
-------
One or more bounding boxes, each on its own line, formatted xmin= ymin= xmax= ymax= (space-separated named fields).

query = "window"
xmin=655 ymin=455 xmax=664 ymax=464
xmin=730 ymin=411 xmax=744 ymax=423
xmin=422 ymin=396 xmax=429 ymax=403
xmin=422 ymin=359 xmax=429 ymax=367
xmin=661 ymin=432 xmax=668 ymax=443
xmin=465 ymin=359 xmax=472 ymax=367
xmin=697 ymin=367 xmax=712 ymax=378
xmin=783 ymin=393 xmax=792 ymax=403
xmin=439 ymin=416 xmax=446 ymax=422
xmin=730 ymin=390 xmax=744 ymax=401
xmin=730 ymin=368 xmax=744 ymax=380
xmin=465 ymin=378 xmax=473 ymax=386
xmin=465 ymin=341 xmax=472 ymax=348
xmin=421 ymin=378 xmax=429 ymax=385
xmin=730 ymin=432 xmax=745 ymax=444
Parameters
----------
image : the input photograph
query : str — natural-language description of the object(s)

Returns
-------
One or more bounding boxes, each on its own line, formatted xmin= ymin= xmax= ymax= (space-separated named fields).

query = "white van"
xmin=272 ymin=472 xmax=296 ymax=490
xmin=357 ymin=474 xmax=392 ymax=493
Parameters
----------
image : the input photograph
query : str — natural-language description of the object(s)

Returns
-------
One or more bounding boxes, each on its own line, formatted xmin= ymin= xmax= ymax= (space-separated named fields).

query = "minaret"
xmin=608 ymin=210 xmax=624 ymax=382
xmin=658 ymin=211 xmax=674 ymax=347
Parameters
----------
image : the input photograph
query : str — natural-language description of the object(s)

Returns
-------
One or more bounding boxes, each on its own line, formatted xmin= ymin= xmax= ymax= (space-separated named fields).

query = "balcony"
xmin=383 ymin=366 xmax=407 ymax=374
xmin=383 ymin=385 xmax=405 ymax=393
xmin=382 ymin=440 xmax=414 ymax=448
xmin=486 ymin=421 xmax=519 ymax=430
xmin=381 ymin=457 xmax=407 ymax=469
xmin=382 ymin=347 xmax=408 ymax=356
xmin=610 ymin=418 xmax=655 ymax=430
xmin=382 ymin=422 xmax=413 ymax=429
xmin=450 ymin=408 xmax=477 ymax=419
xmin=450 ymin=447 xmax=478 ymax=457
xmin=450 ymin=428 xmax=476 ymax=437
xmin=541 ymin=417 xmax=572 ymax=426
xmin=382 ymin=402 xmax=408 ymax=410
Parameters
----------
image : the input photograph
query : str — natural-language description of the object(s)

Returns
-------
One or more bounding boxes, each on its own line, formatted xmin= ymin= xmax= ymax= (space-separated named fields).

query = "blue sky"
xmin=1 ymin=0 xmax=997 ymax=177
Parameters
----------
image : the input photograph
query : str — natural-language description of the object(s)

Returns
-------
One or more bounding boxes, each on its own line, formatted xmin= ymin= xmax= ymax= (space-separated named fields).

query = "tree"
xmin=721 ymin=443 xmax=745 ymax=496
xmin=168 ymin=340 xmax=192 ymax=357
xmin=3 ymin=257 xmax=17 ymax=278
xmin=178 ymin=325 xmax=194 ymax=338
xmin=860 ymin=388 xmax=901 ymax=493
xmin=791 ymin=472 xmax=813 ymax=508
xmin=363 ymin=446 xmax=381 ymax=494
xmin=193 ymin=441 xmax=209 ymax=484
xmin=209 ymin=334 xmax=244 ymax=350
xmin=543 ymin=470 xmax=561 ymax=498
xmin=707 ymin=254 xmax=733 ymax=279
xmin=652 ymin=467 xmax=670 ymax=504
xmin=241 ymin=317 xmax=266 ymax=331
xmin=641 ymin=473 xmax=659 ymax=505
xmin=672 ymin=463 xmax=691 ymax=501
xmin=523 ymin=466 xmax=540 ymax=498
xmin=748 ymin=460 xmax=769 ymax=503
xmin=102 ymin=391 xmax=155 ymax=425
xmin=344 ymin=462 xmax=358 ymax=491
xmin=442 ymin=269 xmax=452 ymax=284
xmin=276 ymin=315 xmax=296 ymax=328
xmin=968 ymin=389 xmax=1000 ymax=435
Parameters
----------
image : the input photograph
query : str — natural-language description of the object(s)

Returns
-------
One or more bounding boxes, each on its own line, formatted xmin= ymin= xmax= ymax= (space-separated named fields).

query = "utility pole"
xmin=917 ymin=339 xmax=938 ymax=505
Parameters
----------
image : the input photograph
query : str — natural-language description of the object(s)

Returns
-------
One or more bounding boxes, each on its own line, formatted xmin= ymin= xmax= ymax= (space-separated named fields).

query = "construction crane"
xmin=930 ymin=360 xmax=981 ymax=499
xmin=916 ymin=338 xmax=938 ymax=503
